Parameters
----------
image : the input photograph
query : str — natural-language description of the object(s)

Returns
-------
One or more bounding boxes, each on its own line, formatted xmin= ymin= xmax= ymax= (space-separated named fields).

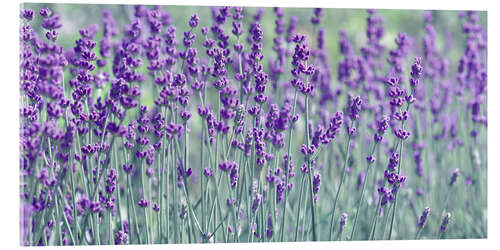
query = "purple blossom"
xmin=440 ymin=213 xmax=451 ymax=231
xmin=417 ymin=207 xmax=430 ymax=228
xmin=339 ymin=213 xmax=348 ymax=232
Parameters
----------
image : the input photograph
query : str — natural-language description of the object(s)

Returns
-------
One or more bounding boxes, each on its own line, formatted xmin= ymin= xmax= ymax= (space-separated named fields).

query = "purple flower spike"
xmin=252 ymin=193 xmax=262 ymax=213
xmin=417 ymin=206 xmax=430 ymax=228
xmin=440 ymin=213 xmax=451 ymax=231
xmin=449 ymin=168 xmax=460 ymax=186
xmin=339 ymin=213 xmax=348 ymax=232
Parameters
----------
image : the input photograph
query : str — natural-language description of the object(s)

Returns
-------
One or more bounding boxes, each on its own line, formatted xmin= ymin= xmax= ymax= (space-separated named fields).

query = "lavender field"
xmin=19 ymin=3 xmax=487 ymax=246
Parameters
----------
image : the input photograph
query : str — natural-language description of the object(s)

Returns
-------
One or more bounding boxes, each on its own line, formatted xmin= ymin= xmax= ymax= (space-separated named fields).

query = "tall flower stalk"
xmin=328 ymin=94 xmax=361 ymax=240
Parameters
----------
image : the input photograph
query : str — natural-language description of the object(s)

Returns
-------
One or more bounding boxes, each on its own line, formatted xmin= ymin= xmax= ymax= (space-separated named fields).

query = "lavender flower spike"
xmin=418 ymin=207 xmax=431 ymax=228
xmin=438 ymin=213 xmax=451 ymax=239
xmin=339 ymin=213 xmax=348 ymax=233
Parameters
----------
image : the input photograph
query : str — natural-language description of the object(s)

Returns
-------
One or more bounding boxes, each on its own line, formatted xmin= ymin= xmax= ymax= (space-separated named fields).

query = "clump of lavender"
xmin=19 ymin=4 xmax=487 ymax=245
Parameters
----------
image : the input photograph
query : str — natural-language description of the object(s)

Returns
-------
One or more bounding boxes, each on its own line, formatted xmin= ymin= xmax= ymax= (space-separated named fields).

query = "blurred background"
xmin=21 ymin=2 xmax=487 ymax=87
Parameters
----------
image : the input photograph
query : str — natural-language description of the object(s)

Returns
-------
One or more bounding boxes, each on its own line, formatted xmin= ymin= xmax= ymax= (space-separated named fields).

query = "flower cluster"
xmin=290 ymin=34 xmax=315 ymax=95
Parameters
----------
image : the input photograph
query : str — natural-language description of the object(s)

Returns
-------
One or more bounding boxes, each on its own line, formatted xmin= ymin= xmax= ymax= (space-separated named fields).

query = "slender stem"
xmin=302 ymin=89 xmax=319 ymax=241
xmin=279 ymin=89 xmax=298 ymax=242
xmin=108 ymin=209 xmax=113 ymax=244
xmin=53 ymin=192 xmax=63 ymax=245
xmin=293 ymin=174 xmax=306 ymax=241
xmin=127 ymin=174 xmax=142 ymax=244
xmin=165 ymin=140 xmax=171 ymax=243
xmin=157 ymin=153 xmax=162 ymax=243
xmin=437 ymin=228 xmax=445 ymax=239
xmin=55 ymin=188 xmax=76 ymax=245
xmin=173 ymin=138 xmax=204 ymax=241
xmin=415 ymin=225 xmax=424 ymax=240
xmin=387 ymin=136 xmax=405 ymax=240
xmin=387 ymin=87 xmax=415 ymax=240
xmin=381 ymin=203 xmax=392 ymax=239
xmin=200 ymin=115 xmax=206 ymax=235
xmin=139 ymin=158 xmax=152 ymax=244
xmin=112 ymin=145 xmax=124 ymax=232
xmin=172 ymin=142 xmax=179 ymax=243
xmin=369 ymin=195 xmax=382 ymax=240
xmin=329 ymin=134 xmax=352 ymax=240
xmin=439 ymin=187 xmax=453 ymax=222
xmin=69 ymin=151 xmax=80 ymax=242
xmin=300 ymin=179 xmax=310 ymax=241
xmin=350 ymin=142 xmax=378 ymax=240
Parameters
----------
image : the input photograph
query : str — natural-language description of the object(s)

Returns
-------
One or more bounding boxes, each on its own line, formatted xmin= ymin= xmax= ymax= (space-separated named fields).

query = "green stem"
xmin=293 ymin=174 xmax=307 ymax=241
xmin=127 ymin=174 xmax=142 ymax=244
xmin=350 ymin=142 xmax=378 ymax=240
xmin=279 ymin=89 xmax=298 ymax=242
xmin=369 ymin=195 xmax=382 ymax=240
xmin=387 ymin=136 xmax=405 ymax=240
xmin=303 ymin=90 xmax=319 ymax=241
xmin=329 ymin=134 xmax=352 ymax=240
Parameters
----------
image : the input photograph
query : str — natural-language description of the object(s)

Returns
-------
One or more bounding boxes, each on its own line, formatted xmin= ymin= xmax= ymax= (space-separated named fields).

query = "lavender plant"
xmin=19 ymin=4 xmax=487 ymax=246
